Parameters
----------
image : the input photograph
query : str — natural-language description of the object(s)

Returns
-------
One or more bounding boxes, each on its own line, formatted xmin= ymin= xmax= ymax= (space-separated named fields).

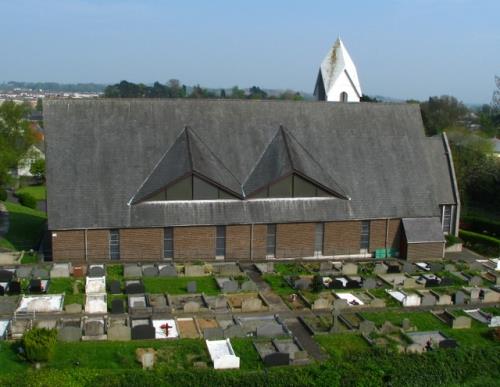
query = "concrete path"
xmin=285 ymin=317 xmax=328 ymax=361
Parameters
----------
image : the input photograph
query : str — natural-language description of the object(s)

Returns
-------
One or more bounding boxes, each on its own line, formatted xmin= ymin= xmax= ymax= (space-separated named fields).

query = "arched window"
xmin=340 ymin=92 xmax=348 ymax=102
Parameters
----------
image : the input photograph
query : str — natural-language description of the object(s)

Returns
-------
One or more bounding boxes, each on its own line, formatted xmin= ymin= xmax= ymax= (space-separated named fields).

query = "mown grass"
xmin=230 ymin=338 xmax=262 ymax=370
xmin=0 ymin=200 xmax=46 ymax=251
xmin=16 ymin=185 xmax=46 ymax=201
xmin=20 ymin=252 xmax=38 ymax=264
xmin=262 ymin=274 xmax=295 ymax=296
xmin=143 ymin=276 xmax=219 ymax=295
xmin=274 ymin=263 xmax=310 ymax=275
xmin=315 ymin=333 xmax=370 ymax=359
xmin=47 ymin=278 xmax=84 ymax=305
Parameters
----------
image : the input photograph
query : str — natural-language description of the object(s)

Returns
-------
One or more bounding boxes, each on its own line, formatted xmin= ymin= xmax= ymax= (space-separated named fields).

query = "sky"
xmin=0 ymin=0 xmax=498 ymax=103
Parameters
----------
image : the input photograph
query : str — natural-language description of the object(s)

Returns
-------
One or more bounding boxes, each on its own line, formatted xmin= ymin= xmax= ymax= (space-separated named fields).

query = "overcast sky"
xmin=0 ymin=0 xmax=498 ymax=103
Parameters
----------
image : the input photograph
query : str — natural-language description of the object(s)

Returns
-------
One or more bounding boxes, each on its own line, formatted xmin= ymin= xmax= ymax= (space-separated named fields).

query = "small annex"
xmin=44 ymin=99 xmax=459 ymax=263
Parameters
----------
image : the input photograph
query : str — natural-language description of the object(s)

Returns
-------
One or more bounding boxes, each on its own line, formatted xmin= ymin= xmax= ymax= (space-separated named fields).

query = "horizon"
xmin=0 ymin=1 xmax=499 ymax=104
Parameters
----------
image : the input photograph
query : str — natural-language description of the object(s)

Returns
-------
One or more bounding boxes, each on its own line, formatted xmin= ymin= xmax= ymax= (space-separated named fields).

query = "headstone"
xmin=131 ymin=325 xmax=155 ymax=340
xmin=369 ymin=298 xmax=386 ymax=308
xmin=241 ymin=280 xmax=258 ymax=292
xmin=362 ymin=277 xmax=377 ymax=289
xmin=439 ymin=339 xmax=458 ymax=349
xmin=29 ymin=279 xmax=43 ymax=293
xmin=380 ymin=321 xmax=399 ymax=334
xmin=403 ymin=278 xmax=417 ymax=289
xmin=109 ymin=280 xmax=122 ymax=295
xmin=124 ymin=265 xmax=142 ymax=278
xmin=345 ymin=279 xmax=361 ymax=289
xmin=312 ymin=298 xmax=331 ymax=310
xmin=387 ymin=263 xmax=400 ymax=274
xmin=224 ymin=324 xmax=246 ymax=338
xmin=126 ymin=281 xmax=145 ymax=294
xmin=468 ymin=261 xmax=483 ymax=272
xmin=184 ymin=265 xmax=205 ymax=277
xmin=482 ymin=290 xmax=500 ymax=303
xmin=222 ymin=280 xmax=238 ymax=293
xmin=374 ymin=263 xmax=388 ymax=274
xmin=107 ymin=325 xmax=131 ymax=341
xmin=35 ymin=319 xmax=58 ymax=330
xmin=420 ymin=293 xmax=436 ymax=306
xmin=241 ymin=297 xmax=263 ymax=312
xmin=136 ymin=349 xmax=156 ymax=370
xmin=0 ymin=285 xmax=5 ymax=296
xmin=468 ymin=288 xmax=481 ymax=300
xmin=184 ymin=301 xmax=200 ymax=313
xmin=429 ymin=263 xmax=443 ymax=273
xmin=203 ymin=327 xmax=224 ymax=340
xmin=359 ymin=320 xmax=376 ymax=335
xmin=73 ymin=265 xmax=85 ymax=277
xmin=439 ymin=277 xmax=453 ymax=287
xmin=468 ymin=276 xmax=482 ymax=287
xmin=0 ymin=270 xmax=14 ymax=282
xmin=333 ymin=299 xmax=349 ymax=311
xmin=214 ymin=296 xmax=228 ymax=309
xmin=32 ymin=268 xmax=49 ymax=279
xmin=401 ymin=318 xmax=412 ymax=331
xmin=58 ymin=326 xmax=82 ymax=342
xmin=111 ymin=299 xmax=125 ymax=314
xmin=88 ymin=265 xmax=105 ymax=277
xmin=453 ymin=291 xmax=466 ymax=305
xmin=342 ymin=263 xmax=358 ymax=275
xmin=488 ymin=316 xmax=500 ymax=327
xmin=50 ymin=263 xmax=71 ymax=278
xmin=256 ymin=322 xmax=284 ymax=337
xmin=452 ymin=316 xmax=471 ymax=329
xmin=402 ymin=262 xmax=415 ymax=274
xmin=320 ymin=262 xmax=332 ymax=272
xmin=158 ymin=264 xmax=177 ymax=277
xmin=8 ymin=280 xmax=21 ymax=294
xmin=406 ymin=343 xmax=425 ymax=354
xmin=444 ymin=264 xmax=456 ymax=272
xmin=187 ymin=281 xmax=197 ymax=294
xmin=65 ymin=303 xmax=83 ymax=314
xmin=15 ymin=266 xmax=32 ymax=279
xmin=219 ymin=264 xmax=241 ymax=276
xmin=294 ymin=278 xmax=311 ymax=290
xmin=263 ymin=352 xmax=290 ymax=367
xmin=85 ymin=320 xmax=105 ymax=336
xmin=142 ymin=265 xmax=159 ymax=277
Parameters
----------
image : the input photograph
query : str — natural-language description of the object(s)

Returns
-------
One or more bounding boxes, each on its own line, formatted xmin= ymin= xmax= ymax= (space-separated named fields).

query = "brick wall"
xmin=324 ymin=221 xmax=361 ymax=255
xmin=174 ymin=226 xmax=216 ymax=260
xmin=120 ymin=228 xmax=163 ymax=261
xmin=251 ymin=224 xmax=268 ymax=259
xmin=369 ymin=220 xmax=386 ymax=251
xmin=406 ymin=242 xmax=444 ymax=260
xmin=226 ymin=225 xmax=251 ymax=260
xmin=276 ymin=223 xmax=315 ymax=258
xmin=86 ymin=229 xmax=109 ymax=261
xmin=52 ymin=230 xmax=85 ymax=263
xmin=388 ymin=219 xmax=402 ymax=250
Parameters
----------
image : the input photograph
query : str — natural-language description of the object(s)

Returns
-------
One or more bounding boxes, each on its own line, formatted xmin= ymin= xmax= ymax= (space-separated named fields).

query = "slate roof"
xmin=402 ymin=218 xmax=446 ymax=243
xmin=43 ymin=99 xmax=458 ymax=230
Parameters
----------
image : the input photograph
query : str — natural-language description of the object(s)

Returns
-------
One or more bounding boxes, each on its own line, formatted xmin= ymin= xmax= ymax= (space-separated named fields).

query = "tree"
xmin=30 ymin=158 xmax=45 ymax=182
xmin=230 ymin=86 xmax=245 ymax=99
xmin=420 ymin=95 xmax=468 ymax=136
xmin=0 ymin=101 xmax=35 ymax=187
xmin=360 ymin=95 xmax=379 ymax=102
xmin=35 ymin=98 xmax=43 ymax=112
xmin=279 ymin=90 xmax=304 ymax=101
xmin=247 ymin=86 xmax=267 ymax=100
xmin=492 ymin=75 xmax=500 ymax=112
xmin=21 ymin=328 xmax=57 ymax=363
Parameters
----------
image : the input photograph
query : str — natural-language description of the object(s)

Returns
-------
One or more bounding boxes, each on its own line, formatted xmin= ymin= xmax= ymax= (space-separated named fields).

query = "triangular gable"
xmin=131 ymin=127 xmax=243 ymax=203
xmin=243 ymin=126 xmax=349 ymax=199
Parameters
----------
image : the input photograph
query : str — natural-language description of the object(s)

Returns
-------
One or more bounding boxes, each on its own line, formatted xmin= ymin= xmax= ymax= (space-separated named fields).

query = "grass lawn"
xmin=106 ymin=264 xmax=124 ymax=282
xmin=143 ymin=276 xmax=219 ymax=295
xmin=16 ymin=185 xmax=46 ymax=201
xmin=48 ymin=278 xmax=85 ymax=305
xmin=315 ymin=333 xmax=370 ymax=359
xmin=0 ymin=341 xmax=28 ymax=375
xmin=20 ymin=252 xmax=38 ymax=264
xmin=0 ymin=200 xmax=46 ymax=251
xmin=230 ymin=338 xmax=262 ymax=370
xmin=274 ymin=263 xmax=310 ymax=275
xmin=262 ymin=274 xmax=295 ymax=296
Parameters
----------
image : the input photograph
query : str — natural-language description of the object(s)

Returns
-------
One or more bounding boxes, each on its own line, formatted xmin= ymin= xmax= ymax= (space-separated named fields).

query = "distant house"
xmin=17 ymin=143 xmax=44 ymax=178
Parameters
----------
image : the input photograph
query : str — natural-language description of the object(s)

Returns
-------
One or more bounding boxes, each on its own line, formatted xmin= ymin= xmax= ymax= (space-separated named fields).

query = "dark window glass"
xmin=268 ymin=176 xmax=293 ymax=197
xmin=166 ymin=176 xmax=192 ymax=200
xmin=109 ymin=229 xmax=120 ymax=260
xmin=315 ymin=223 xmax=324 ymax=255
xmin=164 ymin=227 xmax=173 ymax=259
xmin=340 ymin=92 xmax=348 ymax=102
xmin=267 ymin=224 xmax=277 ymax=256
xmin=193 ymin=176 xmax=218 ymax=200
xmin=442 ymin=205 xmax=452 ymax=234
xmin=293 ymin=175 xmax=317 ymax=197
xmin=360 ymin=221 xmax=370 ymax=250
xmin=216 ymin=226 xmax=225 ymax=256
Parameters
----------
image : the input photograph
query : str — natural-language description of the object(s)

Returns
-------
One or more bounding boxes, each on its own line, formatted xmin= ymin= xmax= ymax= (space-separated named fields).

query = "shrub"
xmin=16 ymin=192 xmax=37 ymax=209
xmin=311 ymin=275 xmax=324 ymax=292
xmin=22 ymin=328 xmax=57 ymax=363
xmin=461 ymin=215 xmax=500 ymax=238
xmin=0 ymin=187 xmax=6 ymax=201
xmin=445 ymin=234 xmax=461 ymax=247
xmin=459 ymin=230 xmax=500 ymax=256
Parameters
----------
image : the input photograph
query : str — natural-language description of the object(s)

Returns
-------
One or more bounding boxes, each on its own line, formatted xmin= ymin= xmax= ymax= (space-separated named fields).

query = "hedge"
xmin=16 ymin=192 xmax=37 ymax=209
xmin=459 ymin=230 xmax=500 ymax=256
xmin=0 ymin=187 xmax=6 ymax=202
xmin=461 ymin=215 xmax=500 ymax=238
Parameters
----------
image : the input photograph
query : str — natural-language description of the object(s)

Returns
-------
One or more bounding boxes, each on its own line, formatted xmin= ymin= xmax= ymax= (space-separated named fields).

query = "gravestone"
xmin=380 ymin=321 xmax=399 ymax=334
xmin=369 ymin=298 xmax=386 ymax=308
xmin=16 ymin=266 xmax=32 ymax=279
xmin=203 ymin=327 xmax=224 ymax=340
xmin=402 ymin=278 xmax=417 ymax=289
xmin=401 ymin=318 xmax=412 ymax=331
xmin=402 ymin=262 xmax=415 ymax=274
xmin=453 ymin=291 xmax=466 ymax=305
xmin=58 ymin=326 xmax=82 ymax=342
xmin=452 ymin=316 xmax=471 ymax=329
xmin=439 ymin=339 xmax=458 ymax=349
xmin=222 ymin=280 xmax=238 ymax=293
xmin=35 ymin=319 xmax=58 ymax=330
xmin=126 ymin=281 xmax=145 ymax=294
xmin=224 ymin=324 xmax=246 ymax=338
xmin=489 ymin=316 xmax=500 ymax=327
xmin=136 ymin=348 xmax=156 ymax=370
xmin=294 ymin=278 xmax=311 ymax=290
xmin=65 ymin=303 xmax=83 ymax=314
xmin=85 ymin=320 xmax=105 ymax=336
xmin=468 ymin=288 xmax=480 ymax=300
xmin=256 ymin=322 xmax=284 ymax=337
xmin=312 ymin=298 xmax=331 ymax=310
xmin=333 ymin=299 xmax=348 ymax=311
xmin=406 ymin=343 xmax=425 ymax=354
xmin=131 ymin=325 xmax=155 ymax=340
xmin=109 ymin=280 xmax=122 ymax=295
xmin=187 ymin=281 xmax=197 ymax=294
xmin=0 ymin=270 xmax=14 ymax=282
xmin=468 ymin=276 xmax=482 ymax=287
xmin=73 ymin=265 xmax=85 ymax=277
xmin=124 ymin=265 xmax=142 ymax=278
xmin=108 ymin=325 xmax=131 ymax=341
xmin=111 ymin=299 xmax=125 ymax=314
xmin=482 ymin=290 xmax=500 ymax=303
xmin=362 ymin=277 xmax=377 ymax=289
xmin=219 ymin=264 xmax=241 ymax=276
xmin=0 ymin=285 xmax=5 ymax=296
xmin=185 ymin=265 xmax=205 ymax=277
xmin=183 ymin=301 xmax=200 ymax=313
xmin=374 ymin=263 xmax=388 ymax=274
xmin=342 ymin=263 xmax=358 ymax=275
xmin=241 ymin=280 xmax=258 ymax=292
xmin=439 ymin=277 xmax=453 ymax=287
xmin=263 ymin=352 xmax=290 ymax=367
xmin=429 ymin=263 xmax=443 ymax=273
xmin=420 ymin=293 xmax=436 ymax=306
xmin=320 ymin=262 xmax=332 ymax=272
xmin=424 ymin=278 xmax=440 ymax=288
xmin=159 ymin=264 xmax=177 ymax=277
xmin=468 ymin=261 xmax=483 ymax=271
xmin=387 ymin=263 xmax=400 ymax=274
xmin=142 ymin=265 xmax=159 ymax=277
xmin=359 ymin=320 xmax=376 ymax=335
xmin=8 ymin=280 xmax=20 ymax=295
xmin=88 ymin=265 xmax=105 ymax=278
xmin=32 ymin=268 xmax=49 ymax=279
xmin=241 ymin=297 xmax=263 ymax=312
xmin=50 ymin=263 xmax=71 ymax=278
xmin=29 ymin=279 xmax=43 ymax=293
xmin=331 ymin=279 xmax=345 ymax=289
xmin=444 ymin=264 xmax=456 ymax=272
xmin=346 ymin=279 xmax=361 ymax=289
xmin=214 ymin=296 xmax=228 ymax=309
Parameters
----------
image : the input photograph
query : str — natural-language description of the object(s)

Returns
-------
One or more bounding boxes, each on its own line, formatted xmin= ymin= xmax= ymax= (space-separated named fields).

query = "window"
xmin=442 ymin=205 xmax=452 ymax=234
xmin=251 ymin=174 xmax=332 ymax=199
xmin=164 ymin=227 xmax=173 ymax=259
xmin=360 ymin=221 xmax=370 ymax=250
xmin=340 ymin=91 xmax=348 ymax=102
xmin=315 ymin=223 xmax=324 ymax=256
xmin=267 ymin=224 xmax=277 ymax=257
xmin=216 ymin=226 xmax=226 ymax=257
xmin=109 ymin=229 xmax=120 ymax=260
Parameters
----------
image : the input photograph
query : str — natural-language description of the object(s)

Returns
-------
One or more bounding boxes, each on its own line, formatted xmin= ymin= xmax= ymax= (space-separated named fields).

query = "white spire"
xmin=314 ymin=38 xmax=362 ymax=102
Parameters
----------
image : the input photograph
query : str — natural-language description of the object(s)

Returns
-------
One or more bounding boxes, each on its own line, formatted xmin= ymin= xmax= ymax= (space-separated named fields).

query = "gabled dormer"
xmin=243 ymin=126 xmax=349 ymax=200
xmin=131 ymin=127 xmax=242 ymax=203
